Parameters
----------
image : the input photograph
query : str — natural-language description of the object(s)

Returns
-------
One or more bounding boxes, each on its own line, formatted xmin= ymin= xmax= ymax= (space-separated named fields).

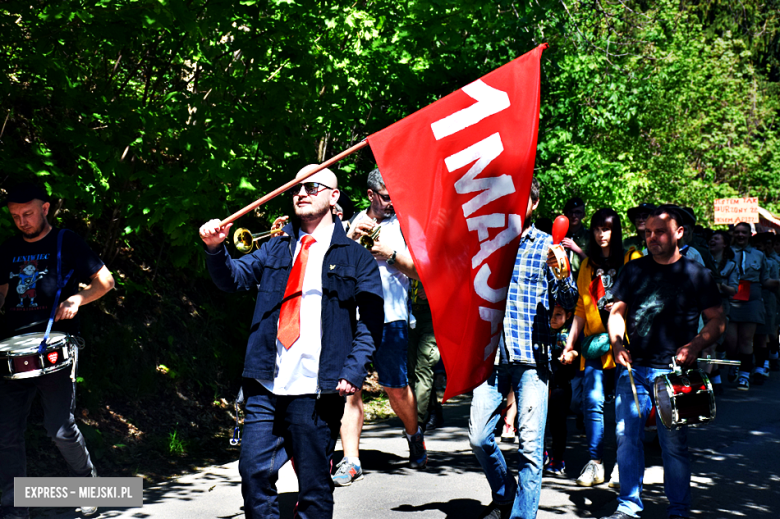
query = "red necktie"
xmin=278 ymin=234 xmax=316 ymax=349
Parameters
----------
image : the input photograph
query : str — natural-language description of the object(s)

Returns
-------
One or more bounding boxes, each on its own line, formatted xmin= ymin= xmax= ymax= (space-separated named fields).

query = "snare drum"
xmin=653 ymin=369 xmax=715 ymax=429
xmin=0 ymin=332 xmax=75 ymax=380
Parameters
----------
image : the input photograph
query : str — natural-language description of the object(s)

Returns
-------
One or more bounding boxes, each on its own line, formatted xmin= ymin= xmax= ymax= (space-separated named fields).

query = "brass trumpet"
xmin=233 ymin=227 xmax=283 ymax=254
xmin=359 ymin=220 xmax=381 ymax=249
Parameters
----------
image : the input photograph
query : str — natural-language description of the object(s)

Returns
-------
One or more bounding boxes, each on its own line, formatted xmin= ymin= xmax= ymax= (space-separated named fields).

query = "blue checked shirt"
xmin=499 ymin=224 xmax=578 ymax=366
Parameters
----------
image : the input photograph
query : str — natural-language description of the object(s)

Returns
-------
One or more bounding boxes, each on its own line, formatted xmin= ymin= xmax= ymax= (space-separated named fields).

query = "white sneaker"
xmin=608 ymin=464 xmax=620 ymax=489
xmin=576 ymin=460 xmax=605 ymax=487
xmin=80 ymin=506 xmax=98 ymax=516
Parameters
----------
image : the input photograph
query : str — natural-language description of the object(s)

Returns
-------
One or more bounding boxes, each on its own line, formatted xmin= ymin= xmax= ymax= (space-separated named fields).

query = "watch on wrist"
xmin=387 ymin=250 xmax=397 ymax=265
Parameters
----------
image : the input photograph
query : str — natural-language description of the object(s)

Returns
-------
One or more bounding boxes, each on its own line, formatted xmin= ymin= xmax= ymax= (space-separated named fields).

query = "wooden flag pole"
xmin=220 ymin=140 xmax=368 ymax=227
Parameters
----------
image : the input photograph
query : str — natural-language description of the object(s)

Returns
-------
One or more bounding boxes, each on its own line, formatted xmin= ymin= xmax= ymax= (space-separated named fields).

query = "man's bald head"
xmin=296 ymin=165 xmax=338 ymax=190
xmin=291 ymin=165 xmax=340 ymax=232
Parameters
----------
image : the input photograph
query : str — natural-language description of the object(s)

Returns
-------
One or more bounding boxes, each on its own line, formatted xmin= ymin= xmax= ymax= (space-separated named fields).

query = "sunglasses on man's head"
xmin=289 ymin=182 xmax=334 ymax=197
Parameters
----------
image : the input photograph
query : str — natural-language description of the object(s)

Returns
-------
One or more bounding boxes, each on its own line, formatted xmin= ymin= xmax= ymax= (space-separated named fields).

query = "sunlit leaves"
xmin=0 ymin=0 xmax=777 ymax=278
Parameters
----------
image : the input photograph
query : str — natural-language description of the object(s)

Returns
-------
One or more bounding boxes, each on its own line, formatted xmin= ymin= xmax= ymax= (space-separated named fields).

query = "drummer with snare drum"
xmin=0 ymin=183 xmax=114 ymax=519
xmin=603 ymin=205 xmax=725 ymax=519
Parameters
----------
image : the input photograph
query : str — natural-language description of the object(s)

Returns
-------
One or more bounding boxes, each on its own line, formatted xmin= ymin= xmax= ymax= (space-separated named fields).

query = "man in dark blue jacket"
xmin=199 ymin=166 xmax=383 ymax=519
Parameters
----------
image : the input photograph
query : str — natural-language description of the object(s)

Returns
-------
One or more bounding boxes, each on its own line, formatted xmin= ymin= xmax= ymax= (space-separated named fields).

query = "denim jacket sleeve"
xmin=338 ymin=248 xmax=384 ymax=387
xmin=204 ymin=242 xmax=271 ymax=293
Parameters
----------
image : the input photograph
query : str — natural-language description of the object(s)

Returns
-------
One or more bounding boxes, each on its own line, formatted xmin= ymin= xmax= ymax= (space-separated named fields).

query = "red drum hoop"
xmin=653 ymin=369 xmax=716 ymax=429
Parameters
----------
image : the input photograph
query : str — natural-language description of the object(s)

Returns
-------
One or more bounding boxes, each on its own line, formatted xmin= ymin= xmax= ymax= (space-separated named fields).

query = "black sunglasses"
xmin=289 ymin=182 xmax=334 ymax=197
xmin=369 ymin=189 xmax=392 ymax=203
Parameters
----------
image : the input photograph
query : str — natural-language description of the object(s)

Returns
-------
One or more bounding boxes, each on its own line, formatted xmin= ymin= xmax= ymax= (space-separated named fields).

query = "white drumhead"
xmin=654 ymin=375 xmax=673 ymax=428
xmin=0 ymin=332 xmax=69 ymax=353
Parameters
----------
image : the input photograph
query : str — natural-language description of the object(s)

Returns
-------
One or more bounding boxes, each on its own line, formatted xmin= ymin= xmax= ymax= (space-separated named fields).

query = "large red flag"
xmin=367 ymin=44 xmax=547 ymax=400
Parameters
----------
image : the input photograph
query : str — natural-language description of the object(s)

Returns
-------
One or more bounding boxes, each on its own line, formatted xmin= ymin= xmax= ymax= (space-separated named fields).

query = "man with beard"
xmin=0 ymin=183 xmax=115 ymax=519
xmin=199 ymin=166 xmax=383 ymax=519
xmin=332 ymin=168 xmax=424 ymax=488
xmin=604 ymin=205 xmax=725 ymax=519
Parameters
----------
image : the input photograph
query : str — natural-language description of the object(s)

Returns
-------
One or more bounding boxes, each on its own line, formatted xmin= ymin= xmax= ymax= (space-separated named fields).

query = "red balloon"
xmin=552 ymin=215 xmax=569 ymax=244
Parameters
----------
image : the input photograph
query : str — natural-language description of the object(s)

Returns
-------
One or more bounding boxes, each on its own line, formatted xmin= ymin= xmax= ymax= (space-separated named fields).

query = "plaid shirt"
xmin=500 ymin=224 xmax=578 ymax=366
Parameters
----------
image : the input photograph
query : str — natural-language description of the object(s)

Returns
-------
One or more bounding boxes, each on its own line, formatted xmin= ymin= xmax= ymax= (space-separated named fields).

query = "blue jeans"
xmin=583 ymin=360 xmax=609 ymax=461
xmin=0 ymin=369 xmax=95 ymax=516
xmin=615 ymin=366 xmax=691 ymax=518
xmin=469 ymin=364 xmax=549 ymax=519
xmin=240 ymin=380 xmax=344 ymax=519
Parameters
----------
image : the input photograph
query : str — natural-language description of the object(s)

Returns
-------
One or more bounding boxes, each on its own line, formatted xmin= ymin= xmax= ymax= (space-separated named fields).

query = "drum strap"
xmin=38 ymin=230 xmax=76 ymax=353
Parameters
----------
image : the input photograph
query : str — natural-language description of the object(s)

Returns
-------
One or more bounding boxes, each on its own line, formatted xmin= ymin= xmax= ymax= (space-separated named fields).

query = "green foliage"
xmin=168 ymin=429 xmax=187 ymax=455
xmin=0 ymin=0 xmax=551 ymax=268
xmin=535 ymin=0 xmax=780 ymax=226
xmin=1 ymin=0 xmax=777 ymax=247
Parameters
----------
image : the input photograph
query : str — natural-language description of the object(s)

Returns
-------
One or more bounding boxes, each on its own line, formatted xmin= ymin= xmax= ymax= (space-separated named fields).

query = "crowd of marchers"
xmin=199 ymin=170 xmax=775 ymax=519
xmin=3 ymin=172 xmax=775 ymax=519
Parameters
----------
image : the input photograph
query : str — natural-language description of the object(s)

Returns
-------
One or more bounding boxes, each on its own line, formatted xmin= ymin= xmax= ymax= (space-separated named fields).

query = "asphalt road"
xmin=36 ymin=371 xmax=780 ymax=519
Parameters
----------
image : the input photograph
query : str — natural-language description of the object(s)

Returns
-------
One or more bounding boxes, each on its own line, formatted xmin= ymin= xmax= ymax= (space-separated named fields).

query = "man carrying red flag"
xmin=468 ymin=178 xmax=578 ymax=519
xmin=199 ymin=166 xmax=384 ymax=519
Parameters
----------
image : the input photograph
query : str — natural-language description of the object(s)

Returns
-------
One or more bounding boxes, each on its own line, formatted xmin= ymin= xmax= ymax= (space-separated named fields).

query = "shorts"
xmin=374 ymin=320 xmax=409 ymax=388
xmin=729 ymin=282 xmax=765 ymax=324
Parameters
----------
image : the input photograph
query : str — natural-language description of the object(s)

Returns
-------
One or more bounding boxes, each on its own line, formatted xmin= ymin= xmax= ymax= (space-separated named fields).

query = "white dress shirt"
xmin=260 ymin=223 xmax=334 ymax=395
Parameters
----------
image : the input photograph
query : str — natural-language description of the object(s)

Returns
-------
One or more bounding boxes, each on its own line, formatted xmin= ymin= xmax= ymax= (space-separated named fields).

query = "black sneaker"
xmin=424 ymin=408 xmax=444 ymax=431
xmin=407 ymin=429 xmax=428 ymax=469
xmin=477 ymin=501 xmax=512 ymax=519
xmin=601 ymin=512 xmax=637 ymax=519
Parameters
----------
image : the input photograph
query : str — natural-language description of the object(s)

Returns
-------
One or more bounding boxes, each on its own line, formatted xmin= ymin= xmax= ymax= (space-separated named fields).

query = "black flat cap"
xmin=656 ymin=204 xmax=690 ymax=228
xmin=627 ymin=203 xmax=657 ymax=223
xmin=563 ymin=197 xmax=585 ymax=214
xmin=5 ymin=183 xmax=49 ymax=205
xmin=680 ymin=206 xmax=697 ymax=227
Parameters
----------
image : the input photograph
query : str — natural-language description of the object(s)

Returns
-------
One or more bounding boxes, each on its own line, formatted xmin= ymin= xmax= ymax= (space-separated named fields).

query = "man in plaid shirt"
xmin=469 ymin=177 xmax=578 ymax=519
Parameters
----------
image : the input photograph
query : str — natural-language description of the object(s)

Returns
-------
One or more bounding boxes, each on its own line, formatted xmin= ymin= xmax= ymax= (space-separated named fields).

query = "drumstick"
xmin=14 ymin=320 xmax=47 ymax=331
xmin=626 ymin=363 xmax=642 ymax=419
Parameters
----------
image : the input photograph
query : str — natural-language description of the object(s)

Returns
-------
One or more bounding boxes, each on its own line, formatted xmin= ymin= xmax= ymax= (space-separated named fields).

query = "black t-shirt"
xmin=0 ymin=228 xmax=104 ymax=338
xmin=611 ymin=255 xmax=721 ymax=369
